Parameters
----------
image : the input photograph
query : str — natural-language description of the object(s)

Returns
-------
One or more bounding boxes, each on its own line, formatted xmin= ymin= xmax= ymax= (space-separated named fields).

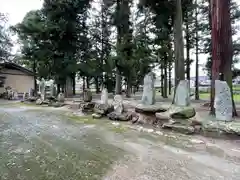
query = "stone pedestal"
xmin=135 ymin=104 xmax=167 ymax=114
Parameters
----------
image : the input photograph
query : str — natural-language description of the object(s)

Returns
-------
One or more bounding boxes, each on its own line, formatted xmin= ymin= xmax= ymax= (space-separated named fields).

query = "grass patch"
xmin=14 ymin=102 xmax=39 ymax=107
xmin=68 ymin=114 xmax=98 ymax=124
xmin=199 ymin=92 xmax=240 ymax=101
xmin=108 ymin=125 xmax=128 ymax=133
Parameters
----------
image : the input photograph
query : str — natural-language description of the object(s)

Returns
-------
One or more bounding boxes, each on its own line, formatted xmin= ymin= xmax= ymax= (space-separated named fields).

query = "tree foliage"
xmin=10 ymin=0 xmax=240 ymax=102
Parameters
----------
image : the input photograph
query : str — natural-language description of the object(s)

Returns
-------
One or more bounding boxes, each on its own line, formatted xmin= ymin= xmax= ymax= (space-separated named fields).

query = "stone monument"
xmin=57 ymin=93 xmax=65 ymax=103
xmin=49 ymin=82 xmax=57 ymax=97
xmin=83 ymin=89 xmax=92 ymax=102
xmin=112 ymin=95 xmax=124 ymax=114
xmin=135 ymin=72 xmax=166 ymax=114
xmin=174 ymin=80 xmax=190 ymax=106
xmin=39 ymin=78 xmax=46 ymax=100
xmin=92 ymin=88 xmax=113 ymax=119
xmin=100 ymin=88 xmax=108 ymax=105
xmin=13 ymin=91 xmax=18 ymax=100
xmin=107 ymin=95 xmax=131 ymax=121
xmin=214 ymin=80 xmax=233 ymax=121
xmin=156 ymin=80 xmax=195 ymax=121
xmin=29 ymin=88 xmax=35 ymax=98
xmin=141 ymin=72 xmax=155 ymax=105
xmin=22 ymin=92 xmax=27 ymax=102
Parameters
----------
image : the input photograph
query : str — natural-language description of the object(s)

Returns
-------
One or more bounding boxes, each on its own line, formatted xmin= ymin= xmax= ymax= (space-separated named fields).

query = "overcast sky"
xmin=0 ymin=0 xmax=239 ymax=78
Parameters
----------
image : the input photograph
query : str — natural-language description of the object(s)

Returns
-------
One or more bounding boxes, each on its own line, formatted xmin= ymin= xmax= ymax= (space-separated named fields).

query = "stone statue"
xmin=39 ymin=78 xmax=46 ymax=100
xmin=214 ymin=80 xmax=233 ymax=121
xmin=141 ymin=72 xmax=155 ymax=105
xmin=112 ymin=95 xmax=124 ymax=114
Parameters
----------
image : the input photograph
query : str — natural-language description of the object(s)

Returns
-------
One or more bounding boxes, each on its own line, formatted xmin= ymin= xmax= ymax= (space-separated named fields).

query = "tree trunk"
xmin=163 ymin=55 xmax=168 ymax=98
xmin=218 ymin=0 xmax=237 ymax=116
xmin=168 ymin=65 xmax=172 ymax=95
xmin=115 ymin=69 xmax=121 ymax=94
xmin=115 ymin=0 xmax=122 ymax=95
xmin=57 ymin=84 xmax=60 ymax=94
xmin=173 ymin=0 xmax=185 ymax=103
xmin=95 ymin=77 xmax=100 ymax=93
xmin=65 ymin=77 xmax=73 ymax=97
xmin=174 ymin=0 xmax=185 ymax=86
xmin=161 ymin=65 xmax=164 ymax=97
xmin=72 ymin=73 xmax=76 ymax=95
xmin=167 ymin=40 xmax=173 ymax=96
xmin=86 ymin=77 xmax=90 ymax=89
xmin=195 ymin=0 xmax=199 ymax=100
xmin=186 ymin=17 xmax=191 ymax=80
xmin=210 ymin=0 xmax=237 ymax=116
xmin=210 ymin=0 xmax=219 ymax=115
xmin=82 ymin=77 xmax=85 ymax=92
xmin=126 ymin=77 xmax=131 ymax=98
xmin=33 ymin=59 xmax=37 ymax=96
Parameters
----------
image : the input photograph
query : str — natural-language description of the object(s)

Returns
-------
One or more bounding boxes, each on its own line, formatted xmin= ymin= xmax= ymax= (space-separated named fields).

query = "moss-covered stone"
xmin=162 ymin=123 xmax=195 ymax=134
xmin=156 ymin=105 xmax=196 ymax=121
xmin=135 ymin=104 xmax=167 ymax=114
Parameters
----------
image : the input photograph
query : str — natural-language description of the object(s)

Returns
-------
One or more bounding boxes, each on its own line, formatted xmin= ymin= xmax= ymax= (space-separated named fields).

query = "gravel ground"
xmin=1 ymin=101 xmax=240 ymax=180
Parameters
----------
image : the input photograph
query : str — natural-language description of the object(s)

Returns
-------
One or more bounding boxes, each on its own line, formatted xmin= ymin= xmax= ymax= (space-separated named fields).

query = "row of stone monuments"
xmin=82 ymin=72 xmax=234 ymax=134
xmin=21 ymin=78 xmax=65 ymax=107
xmin=70 ymin=86 xmax=126 ymax=120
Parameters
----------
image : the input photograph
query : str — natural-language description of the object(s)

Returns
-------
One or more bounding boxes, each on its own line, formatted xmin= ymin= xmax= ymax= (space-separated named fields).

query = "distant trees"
xmin=0 ymin=13 xmax=12 ymax=61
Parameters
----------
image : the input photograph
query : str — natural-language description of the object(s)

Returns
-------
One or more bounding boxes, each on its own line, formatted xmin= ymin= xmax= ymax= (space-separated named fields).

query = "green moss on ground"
xmin=68 ymin=115 xmax=98 ymax=124
xmin=108 ymin=125 xmax=128 ymax=133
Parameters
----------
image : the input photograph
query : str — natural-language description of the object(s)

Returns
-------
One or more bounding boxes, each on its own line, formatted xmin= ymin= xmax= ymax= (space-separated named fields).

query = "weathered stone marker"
xmin=49 ymin=83 xmax=57 ymax=97
xmin=214 ymin=80 xmax=233 ymax=121
xmin=156 ymin=80 xmax=195 ymax=122
xmin=57 ymin=93 xmax=65 ymax=102
xmin=39 ymin=78 xmax=46 ymax=100
xmin=22 ymin=92 xmax=27 ymax=102
xmin=28 ymin=88 xmax=34 ymax=98
xmin=141 ymin=72 xmax=155 ymax=105
xmin=83 ymin=89 xmax=92 ymax=102
xmin=100 ymin=88 xmax=108 ymax=105
xmin=174 ymin=80 xmax=190 ymax=106
xmin=13 ymin=91 xmax=18 ymax=100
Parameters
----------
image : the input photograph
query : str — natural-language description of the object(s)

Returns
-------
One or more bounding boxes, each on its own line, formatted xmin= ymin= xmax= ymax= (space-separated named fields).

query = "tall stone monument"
xmin=214 ymin=80 xmax=233 ymax=121
xmin=83 ymin=89 xmax=92 ymax=102
xmin=100 ymin=88 xmax=108 ymax=105
xmin=141 ymin=72 xmax=155 ymax=105
xmin=156 ymin=80 xmax=195 ymax=121
xmin=29 ymin=88 xmax=34 ymax=98
xmin=39 ymin=78 xmax=46 ymax=100
xmin=174 ymin=80 xmax=190 ymax=106
xmin=49 ymin=81 xmax=57 ymax=97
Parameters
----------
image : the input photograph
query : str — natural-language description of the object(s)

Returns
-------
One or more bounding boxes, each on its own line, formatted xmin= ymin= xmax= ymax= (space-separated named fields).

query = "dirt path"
xmin=0 ymin=103 xmax=240 ymax=180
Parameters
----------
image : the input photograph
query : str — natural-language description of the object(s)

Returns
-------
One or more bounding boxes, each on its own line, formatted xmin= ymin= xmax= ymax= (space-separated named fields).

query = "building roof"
xmin=0 ymin=62 xmax=34 ymax=76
